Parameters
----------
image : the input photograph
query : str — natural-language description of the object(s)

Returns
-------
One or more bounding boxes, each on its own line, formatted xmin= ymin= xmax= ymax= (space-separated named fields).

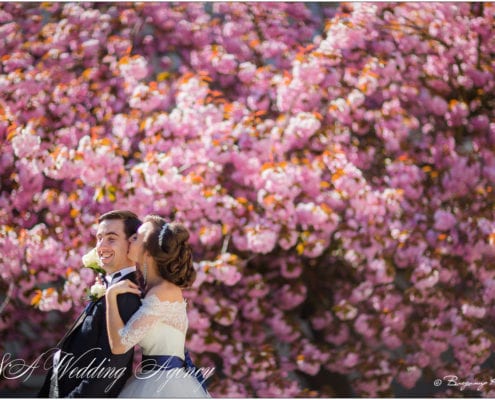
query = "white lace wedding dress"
xmin=117 ymin=294 xmax=211 ymax=398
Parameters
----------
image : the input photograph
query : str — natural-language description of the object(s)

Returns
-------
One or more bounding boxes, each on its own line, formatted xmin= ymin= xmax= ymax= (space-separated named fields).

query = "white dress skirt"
xmin=117 ymin=295 xmax=211 ymax=398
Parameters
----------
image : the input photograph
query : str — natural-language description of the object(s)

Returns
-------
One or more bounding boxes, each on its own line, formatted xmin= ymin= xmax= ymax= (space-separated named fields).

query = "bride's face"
xmin=128 ymin=221 xmax=152 ymax=264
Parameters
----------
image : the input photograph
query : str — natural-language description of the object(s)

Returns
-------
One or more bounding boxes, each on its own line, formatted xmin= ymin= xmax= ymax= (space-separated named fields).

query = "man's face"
xmin=96 ymin=219 xmax=132 ymax=274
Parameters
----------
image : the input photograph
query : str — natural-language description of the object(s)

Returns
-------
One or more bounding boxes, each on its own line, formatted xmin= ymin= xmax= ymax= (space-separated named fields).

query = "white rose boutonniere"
xmin=88 ymin=281 xmax=106 ymax=302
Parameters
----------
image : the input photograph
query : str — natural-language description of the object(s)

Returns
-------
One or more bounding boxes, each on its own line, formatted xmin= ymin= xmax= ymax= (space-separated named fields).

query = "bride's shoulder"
xmin=145 ymin=282 xmax=184 ymax=305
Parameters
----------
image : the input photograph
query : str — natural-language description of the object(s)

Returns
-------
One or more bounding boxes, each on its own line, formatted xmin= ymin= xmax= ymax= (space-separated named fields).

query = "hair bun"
xmin=171 ymin=224 xmax=189 ymax=245
xmin=143 ymin=216 xmax=196 ymax=288
xmin=165 ymin=223 xmax=195 ymax=287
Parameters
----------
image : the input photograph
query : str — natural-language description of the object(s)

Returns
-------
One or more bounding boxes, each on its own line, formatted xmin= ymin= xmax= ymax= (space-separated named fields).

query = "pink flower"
xmin=415 ymin=271 xmax=439 ymax=291
xmin=245 ymin=225 xmax=278 ymax=254
xmin=423 ymin=339 xmax=448 ymax=358
xmin=11 ymin=125 xmax=41 ymax=158
xmin=295 ymin=202 xmax=334 ymax=230
xmin=3 ymin=51 xmax=34 ymax=73
xmin=368 ymin=258 xmax=394 ymax=284
xmin=411 ymin=259 xmax=440 ymax=290
xmin=119 ymin=55 xmax=149 ymax=81
xmin=461 ymin=303 xmax=486 ymax=319
xmin=325 ymin=323 xmax=350 ymax=346
xmin=385 ymin=162 xmax=424 ymax=200
xmin=433 ymin=210 xmax=456 ymax=231
xmin=207 ymin=257 xmax=243 ymax=286
xmin=112 ymin=114 xmax=139 ymax=138
xmin=269 ymin=311 xmax=300 ymax=342
xmin=213 ymin=300 xmax=238 ymax=326
xmin=199 ymin=224 xmax=222 ymax=247
xmin=216 ymin=381 xmax=248 ymax=398
xmin=277 ymin=283 xmax=307 ymax=310
xmin=446 ymin=100 xmax=469 ymax=127
xmin=351 ymin=281 xmax=374 ymax=302
xmin=241 ymin=299 xmax=264 ymax=321
xmin=187 ymin=333 xmax=207 ymax=354
xmin=342 ymin=352 xmax=359 ymax=368
xmin=259 ymin=166 xmax=301 ymax=200
xmin=296 ymin=357 xmax=320 ymax=376
xmin=380 ymin=327 xmax=402 ymax=350
xmin=285 ymin=112 xmax=321 ymax=149
xmin=334 ymin=300 xmax=358 ymax=321
xmin=238 ymin=62 xmax=256 ymax=83
xmin=278 ymin=230 xmax=298 ymax=251
xmin=256 ymin=380 xmax=300 ymax=398
xmin=354 ymin=314 xmax=376 ymax=339
xmin=81 ymin=38 xmax=100 ymax=56
xmin=279 ymin=259 xmax=303 ymax=279
xmin=430 ymin=96 xmax=448 ymax=115
xmin=244 ymin=273 xmax=270 ymax=298
xmin=37 ymin=288 xmax=71 ymax=312
xmin=212 ymin=53 xmax=237 ymax=74
xmin=129 ymin=83 xmax=163 ymax=112
xmin=187 ymin=308 xmax=211 ymax=330
xmin=311 ymin=311 xmax=333 ymax=330
xmin=397 ymin=366 xmax=422 ymax=389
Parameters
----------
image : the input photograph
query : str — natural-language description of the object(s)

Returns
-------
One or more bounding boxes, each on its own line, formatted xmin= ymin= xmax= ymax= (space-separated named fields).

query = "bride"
xmin=105 ymin=215 xmax=211 ymax=398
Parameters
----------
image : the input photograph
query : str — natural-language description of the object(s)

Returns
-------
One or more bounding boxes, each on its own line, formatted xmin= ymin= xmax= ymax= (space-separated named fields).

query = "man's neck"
xmin=106 ymin=266 xmax=136 ymax=285
xmin=110 ymin=265 xmax=136 ymax=276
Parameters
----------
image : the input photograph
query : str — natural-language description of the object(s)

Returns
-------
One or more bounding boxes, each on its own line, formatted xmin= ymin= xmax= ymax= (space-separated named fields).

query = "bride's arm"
xmin=106 ymin=279 xmax=142 ymax=354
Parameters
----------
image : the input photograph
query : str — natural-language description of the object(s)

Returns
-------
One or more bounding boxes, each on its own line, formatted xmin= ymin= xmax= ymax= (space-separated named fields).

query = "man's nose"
xmin=96 ymin=239 xmax=109 ymax=249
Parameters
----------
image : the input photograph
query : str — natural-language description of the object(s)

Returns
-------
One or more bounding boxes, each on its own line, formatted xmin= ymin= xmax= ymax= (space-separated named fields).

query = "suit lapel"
xmin=56 ymin=297 xmax=102 ymax=348
xmin=56 ymin=308 xmax=87 ymax=349
xmin=113 ymin=271 xmax=137 ymax=285
xmin=56 ymin=271 xmax=138 ymax=349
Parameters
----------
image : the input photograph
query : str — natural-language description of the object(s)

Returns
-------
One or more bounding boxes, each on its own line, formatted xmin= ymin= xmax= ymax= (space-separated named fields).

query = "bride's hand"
xmin=106 ymin=280 xmax=141 ymax=298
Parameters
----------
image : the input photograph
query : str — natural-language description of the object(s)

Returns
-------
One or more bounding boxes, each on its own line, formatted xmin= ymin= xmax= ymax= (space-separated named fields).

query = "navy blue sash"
xmin=141 ymin=351 xmax=208 ymax=391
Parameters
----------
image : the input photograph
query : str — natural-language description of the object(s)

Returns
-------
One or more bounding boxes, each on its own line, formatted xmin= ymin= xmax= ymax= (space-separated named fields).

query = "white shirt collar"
xmin=105 ymin=266 xmax=136 ymax=286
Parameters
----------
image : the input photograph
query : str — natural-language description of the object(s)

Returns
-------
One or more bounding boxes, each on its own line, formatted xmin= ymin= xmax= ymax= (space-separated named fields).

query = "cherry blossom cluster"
xmin=1 ymin=2 xmax=495 ymax=397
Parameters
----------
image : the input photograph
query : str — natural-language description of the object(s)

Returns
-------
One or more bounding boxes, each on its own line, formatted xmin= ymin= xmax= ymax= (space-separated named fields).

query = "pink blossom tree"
xmin=1 ymin=2 xmax=495 ymax=397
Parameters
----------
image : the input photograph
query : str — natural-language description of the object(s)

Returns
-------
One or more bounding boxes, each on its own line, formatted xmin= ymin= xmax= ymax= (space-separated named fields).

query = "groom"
xmin=38 ymin=210 xmax=142 ymax=397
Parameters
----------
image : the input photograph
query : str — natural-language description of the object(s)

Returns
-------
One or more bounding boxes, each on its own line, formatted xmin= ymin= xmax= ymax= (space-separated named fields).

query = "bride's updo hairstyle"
xmin=142 ymin=215 xmax=196 ymax=288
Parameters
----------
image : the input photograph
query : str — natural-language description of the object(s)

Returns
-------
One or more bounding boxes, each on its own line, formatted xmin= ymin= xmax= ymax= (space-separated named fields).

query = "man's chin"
xmin=101 ymin=264 xmax=115 ymax=274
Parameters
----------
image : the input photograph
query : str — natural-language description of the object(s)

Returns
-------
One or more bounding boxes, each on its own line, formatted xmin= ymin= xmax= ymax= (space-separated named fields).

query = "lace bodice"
xmin=118 ymin=294 xmax=188 ymax=356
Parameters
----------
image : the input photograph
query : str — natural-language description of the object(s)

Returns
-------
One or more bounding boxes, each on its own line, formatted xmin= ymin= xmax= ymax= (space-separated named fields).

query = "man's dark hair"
xmin=98 ymin=210 xmax=142 ymax=239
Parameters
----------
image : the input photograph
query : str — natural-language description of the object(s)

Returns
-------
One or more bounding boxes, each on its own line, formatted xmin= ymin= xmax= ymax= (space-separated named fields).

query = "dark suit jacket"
xmin=38 ymin=272 xmax=141 ymax=398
